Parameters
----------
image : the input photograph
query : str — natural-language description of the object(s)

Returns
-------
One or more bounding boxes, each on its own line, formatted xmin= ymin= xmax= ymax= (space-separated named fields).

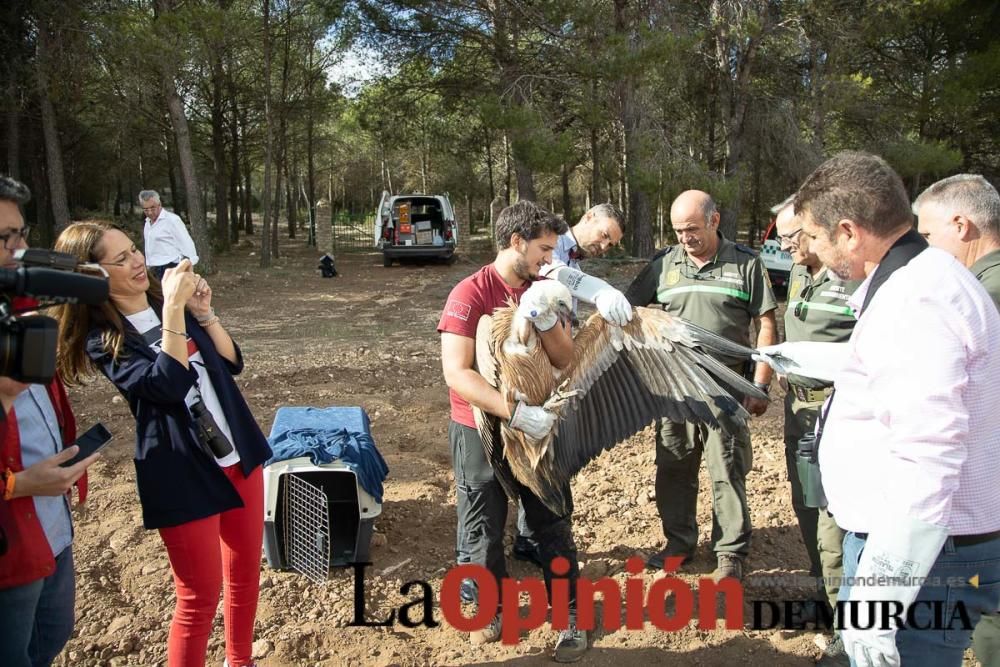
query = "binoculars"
xmin=190 ymin=397 xmax=234 ymax=459
xmin=796 ymin=431 xmax=828 ymax=509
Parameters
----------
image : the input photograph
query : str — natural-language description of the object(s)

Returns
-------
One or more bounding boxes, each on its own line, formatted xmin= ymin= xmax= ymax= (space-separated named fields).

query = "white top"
xmin=143 ymin=208 xmax=199 ymax=267
xmin=126 ymin=308 xmax=239 ymax=467
xmin=540 ymin=230 xmax=581 ymax=313
xmin=820 ymin=247 xmax=1000 ymax=535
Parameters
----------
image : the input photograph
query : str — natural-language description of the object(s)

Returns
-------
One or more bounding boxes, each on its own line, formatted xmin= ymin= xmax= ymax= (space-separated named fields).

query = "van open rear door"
xmin=375 ymin=190 xmax=390 ymax=247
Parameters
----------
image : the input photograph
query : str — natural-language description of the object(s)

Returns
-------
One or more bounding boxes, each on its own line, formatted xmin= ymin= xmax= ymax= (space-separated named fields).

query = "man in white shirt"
xmin=139 ymin=190 xmax=199 ymax=279
xmin=763 ymin=152 xmax=1000 ymax=667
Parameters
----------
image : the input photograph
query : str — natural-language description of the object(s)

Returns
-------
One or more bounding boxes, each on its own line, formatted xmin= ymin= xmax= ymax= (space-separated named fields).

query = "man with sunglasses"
xmin=139 ymin=189 xmax=198 ymax=279
xmin=625 ymin=189 xmax=777 ymax=583
xmin=0 ymin=176 xmax=100 ymax=667
xmin=774 ymin=196 xmax=860 ymax=664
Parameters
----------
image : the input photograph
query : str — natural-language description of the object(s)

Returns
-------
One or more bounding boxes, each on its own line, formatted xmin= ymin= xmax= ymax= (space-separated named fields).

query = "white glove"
xmin=508 ymin=399 xmax=557 ymax=440
xmin=752 ymin=341 xmax=850 ymax=383
xmin=517 ymin=285 xmax=558 ymax=332
xmin=842 ymin=516 xmax=948 ymax=667
xmin=551 ymin=266 xmax=634 ymax=326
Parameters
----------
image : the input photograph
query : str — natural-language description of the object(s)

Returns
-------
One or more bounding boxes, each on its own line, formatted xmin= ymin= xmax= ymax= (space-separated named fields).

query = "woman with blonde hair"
xmin=53 ymin=221 xmax=270 ymax=667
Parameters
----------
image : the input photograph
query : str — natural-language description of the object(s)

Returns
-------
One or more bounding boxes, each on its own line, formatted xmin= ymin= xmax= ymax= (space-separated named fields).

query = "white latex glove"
xmin=508 ymin=399 xmax=557 ymax=440
xmin=517 ymin=285 xmax=558 ymax=332
xmin=752 ymin=341 xmax=850 ymax=383
xmin=550 ymin=266 xmax=634 ymax=326
xmin=842 ymin=516 xmax=948 ymax=667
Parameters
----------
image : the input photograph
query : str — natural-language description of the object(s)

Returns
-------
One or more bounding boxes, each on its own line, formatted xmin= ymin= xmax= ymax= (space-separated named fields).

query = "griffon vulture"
xmin=474 ymin=280 xmax=766 ymax=515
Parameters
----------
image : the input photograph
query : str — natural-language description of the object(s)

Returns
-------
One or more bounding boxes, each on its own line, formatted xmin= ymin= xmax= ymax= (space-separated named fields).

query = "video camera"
xmin=1 ymin=249 xmax=110 ymax=383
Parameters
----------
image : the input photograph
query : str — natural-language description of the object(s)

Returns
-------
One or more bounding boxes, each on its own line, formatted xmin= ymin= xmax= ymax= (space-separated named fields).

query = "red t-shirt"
xmin=437 ymin=264 xmax=532 ymax=427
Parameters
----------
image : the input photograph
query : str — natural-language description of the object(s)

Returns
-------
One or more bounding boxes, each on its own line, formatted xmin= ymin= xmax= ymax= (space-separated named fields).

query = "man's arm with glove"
xmin=544 ymin=265 xmax=633 ymax=326
xmin=842 ymin=516 xmax=948 ymax=667
xmin=752 ymin=341 xmax=850 ymax=383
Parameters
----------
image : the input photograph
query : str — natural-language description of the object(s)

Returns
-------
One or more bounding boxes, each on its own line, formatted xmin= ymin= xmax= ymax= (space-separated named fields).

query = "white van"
xmin=760 ymin=217 xmax=793 ymax=290
xmin=374 ymin=192 xmax=458 ymax=267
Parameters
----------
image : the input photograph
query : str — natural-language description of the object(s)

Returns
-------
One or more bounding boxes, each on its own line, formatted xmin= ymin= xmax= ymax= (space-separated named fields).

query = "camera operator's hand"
xmin=186 ymin=274 xmax=213 ymax=320
xmin=10 ymin=446 xmax=99 ymax=499
xmin=161 ymin=259 xmax=198 ymax=308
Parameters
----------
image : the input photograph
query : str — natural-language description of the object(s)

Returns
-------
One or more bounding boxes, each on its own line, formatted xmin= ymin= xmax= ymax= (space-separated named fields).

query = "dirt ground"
xmin=53 ymin=235 xmax=983 ymax=667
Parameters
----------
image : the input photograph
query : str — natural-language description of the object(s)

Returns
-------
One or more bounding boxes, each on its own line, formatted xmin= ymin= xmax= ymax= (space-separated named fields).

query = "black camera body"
xmin=0 ymin=250 xmax=110 ymax=383
xmin=189 ymin=397 xmax=234 ymax=459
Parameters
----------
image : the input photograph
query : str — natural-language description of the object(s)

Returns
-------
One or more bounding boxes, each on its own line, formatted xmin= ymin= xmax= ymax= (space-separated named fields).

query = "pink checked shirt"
xmin=820 ymin=247 xmax=1000 ymax=535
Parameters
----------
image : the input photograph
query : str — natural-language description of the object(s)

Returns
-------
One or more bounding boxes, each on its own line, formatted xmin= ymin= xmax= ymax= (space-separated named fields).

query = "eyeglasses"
xmin=0 ymin=226 xmax=31 ymax=249
xmin=142 ymin=205 xmax=160 ymax=213
xmin=792 ymin=283 xmax=817 ymax=320
xmin=778 ymin=228 xmax=803 ymax=245
xmin=99 ymin=245 xmax=143 ymax=267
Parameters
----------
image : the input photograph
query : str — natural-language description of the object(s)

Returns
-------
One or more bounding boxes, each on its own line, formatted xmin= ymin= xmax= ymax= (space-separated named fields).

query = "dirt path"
xmin=54 ymin=236 xmax=980 ymax=666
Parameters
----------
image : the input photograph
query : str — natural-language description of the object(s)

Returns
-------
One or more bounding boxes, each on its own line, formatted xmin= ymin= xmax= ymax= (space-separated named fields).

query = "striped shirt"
xmin=820 ymin=247 xmax=1000 ymax=535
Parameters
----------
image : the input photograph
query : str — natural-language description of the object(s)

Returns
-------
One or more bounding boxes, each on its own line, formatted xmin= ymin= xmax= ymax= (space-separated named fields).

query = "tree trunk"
xmin=165 ymin=128 xmax=181 ymax=213
xmin=210 ymin=52 xmax=229 ymax=251
xmin=28 ymin=125 xmax=53 ymax=246
xmin=35 ymin=23 xmax=70 ymax=229
xmin=306 ymin=43 xmax=317 ymax=246
xmin=286 ymin=159 xmax=296 ymax=239
xmin=561 ymin=163 xmax=572 ymax=222
xmin=259 ymin=0 xmax=273 ymax=267
xmin=614 ymin=0 xmax=652 ymax=257
xmin=5 ymin=74 xmax=20 ymax=180
xmin=503 ymin=132 xmax=511 ymax=205
xmin=484 ymin=127 xmax=496 ymax=203
xmin=590 ymin=125 xmax=601 ymax=203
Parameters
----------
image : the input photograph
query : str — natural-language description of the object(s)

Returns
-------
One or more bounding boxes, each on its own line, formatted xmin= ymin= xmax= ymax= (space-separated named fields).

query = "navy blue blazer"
xmin=86 ymin=307 xmax=272 ymax=529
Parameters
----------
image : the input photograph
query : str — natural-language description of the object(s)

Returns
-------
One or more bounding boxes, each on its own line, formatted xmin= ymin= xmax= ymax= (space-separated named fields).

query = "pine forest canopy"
xmin=2 ymin=0 xmax=997 ymax=266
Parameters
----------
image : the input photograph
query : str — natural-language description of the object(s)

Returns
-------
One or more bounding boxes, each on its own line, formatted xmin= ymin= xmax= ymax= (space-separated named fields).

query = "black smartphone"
xmin=61 ymin=423 xmax=113 ymax=467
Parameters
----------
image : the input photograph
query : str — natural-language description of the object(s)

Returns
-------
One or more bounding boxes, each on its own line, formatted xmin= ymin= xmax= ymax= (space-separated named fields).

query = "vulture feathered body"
xmin=473 ymin=280 xmax=766 ymax=515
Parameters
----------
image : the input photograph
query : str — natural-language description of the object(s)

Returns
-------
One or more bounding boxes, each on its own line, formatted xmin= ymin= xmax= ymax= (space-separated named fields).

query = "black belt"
xmin=855 ymin=529 xmax=1000 ymax=547
xmin=951 ymin=530 xmax=1000 ymax=547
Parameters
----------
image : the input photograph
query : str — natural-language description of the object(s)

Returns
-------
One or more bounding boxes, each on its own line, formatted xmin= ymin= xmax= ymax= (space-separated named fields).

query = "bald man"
xmin=626 ymin=190 xmax=777 ymax=582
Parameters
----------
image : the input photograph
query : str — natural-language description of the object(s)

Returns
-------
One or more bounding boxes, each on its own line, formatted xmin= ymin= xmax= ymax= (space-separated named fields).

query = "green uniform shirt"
xmin=784 ymin=264 xmax=860 ymax=388
xmin=970 ymin=249 xmax=1000 ymax=312
xmin=625 ymin=236 xmax=778 ymax=366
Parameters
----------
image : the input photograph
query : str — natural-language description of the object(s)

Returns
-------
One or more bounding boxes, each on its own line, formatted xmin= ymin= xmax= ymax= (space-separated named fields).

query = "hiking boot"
xmin=470 ymin=613 xmax=502 ymax=645
xmin=710 ymin=553 xmax=744 ymax=583
xmin=552 ymin=613 xmax=588 ymax=663
xmin=459 ymin=577 xmax=478 ymax=604
xmin=817 ymin=633 xmax=850 ymax=666
xmin=512 ymin=535 xmax=545 ymax=569
xmin=644 ymin=545 xmax=693 ymax=571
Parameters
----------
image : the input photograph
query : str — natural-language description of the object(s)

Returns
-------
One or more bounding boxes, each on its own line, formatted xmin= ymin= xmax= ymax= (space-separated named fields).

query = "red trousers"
xmin=158 ymin=464 xmax=263 ymax=667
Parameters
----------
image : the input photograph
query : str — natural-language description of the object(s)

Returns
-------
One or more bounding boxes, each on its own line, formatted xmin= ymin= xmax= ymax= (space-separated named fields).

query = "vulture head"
xmin=508 ymin=280 xmax=574 ymax=353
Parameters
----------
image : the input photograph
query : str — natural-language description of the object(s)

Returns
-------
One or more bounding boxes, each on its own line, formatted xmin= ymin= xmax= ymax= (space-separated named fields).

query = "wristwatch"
xmin=753 ymin=381 xmax=770 ymax=395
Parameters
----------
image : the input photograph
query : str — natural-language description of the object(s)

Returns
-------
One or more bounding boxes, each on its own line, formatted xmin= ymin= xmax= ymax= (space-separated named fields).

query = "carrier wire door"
xmin=284 ymin=473 xmax=331 ymax=584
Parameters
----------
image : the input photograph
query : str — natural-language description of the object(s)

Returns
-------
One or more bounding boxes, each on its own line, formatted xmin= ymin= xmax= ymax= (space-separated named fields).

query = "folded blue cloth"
xmin=266 ymin=407 xmax=389 ymax=504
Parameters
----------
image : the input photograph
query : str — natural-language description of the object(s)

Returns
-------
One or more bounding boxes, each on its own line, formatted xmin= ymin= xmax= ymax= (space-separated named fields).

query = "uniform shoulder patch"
xmin=733 ymin=243 xmax=759 ymax=256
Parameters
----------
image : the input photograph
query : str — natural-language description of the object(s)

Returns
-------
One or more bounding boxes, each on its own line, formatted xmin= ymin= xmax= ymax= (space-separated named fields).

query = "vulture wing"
xmin=528 ymin=307 xmax=767 ymax=513
xmin=472 ymin=312 xmax=522 ymax=502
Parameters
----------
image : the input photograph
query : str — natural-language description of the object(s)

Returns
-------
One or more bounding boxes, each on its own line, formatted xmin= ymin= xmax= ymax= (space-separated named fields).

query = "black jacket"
xmin=86 ymin=308 xmax=271 ymax=529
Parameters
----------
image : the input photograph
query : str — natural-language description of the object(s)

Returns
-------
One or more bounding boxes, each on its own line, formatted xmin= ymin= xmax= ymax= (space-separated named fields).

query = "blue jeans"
xmin=0 ymin=546 xmax=76 ymax=667
xmin=841 ymin=531 xmax=1000 ymax=667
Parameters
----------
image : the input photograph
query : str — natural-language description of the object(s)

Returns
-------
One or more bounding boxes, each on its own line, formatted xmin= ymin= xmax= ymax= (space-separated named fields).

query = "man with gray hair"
xmin=915 ymin=173 xmax=1000 ymax=667
xmin=915 ymin=174 xmax=1000 ymax=310
xmin=138 ymin=190 xmax=199 ymax=279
